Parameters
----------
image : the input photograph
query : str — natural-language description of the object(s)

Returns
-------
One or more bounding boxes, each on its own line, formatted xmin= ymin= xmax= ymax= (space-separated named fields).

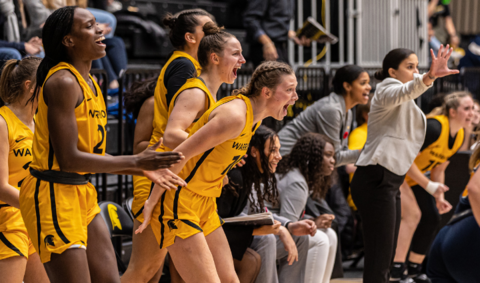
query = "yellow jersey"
xmin=405 ymin=115 xmax=464 ymax=187
xmin=347 ymin=123 xmax=368 ymax=210
xmin=30 ymin=62 xmax=106 ymax=175
xmin=0 ymin=106 xmax=33 ymax=204
xmin=154 ymin=77 xmax=215 ymax=151
xmin=151 ymin=51 xmax=202 ymax=146
xmin=178 ymin=94 xmax=261 ymax=197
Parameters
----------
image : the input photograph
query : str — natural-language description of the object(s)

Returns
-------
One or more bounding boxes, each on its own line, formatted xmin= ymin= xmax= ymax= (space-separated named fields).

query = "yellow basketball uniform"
xmin=152 ymin=94 xmax=260 ymax=248
xmin=405 ymin=115 xmax=464 ymax=187
xmin=0 ymin=106 xmax=36 ymax=260
xmin=131 ymin=51 xmax=203 ymax=223
xmin=347 ymin=122 xmax=368 ymax=211
xmin=19 ymin=62 xmax=106 ymax=263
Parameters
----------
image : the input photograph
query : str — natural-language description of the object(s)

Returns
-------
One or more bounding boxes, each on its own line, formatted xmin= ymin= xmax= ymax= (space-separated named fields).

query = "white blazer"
xmin=355 ymin=73 xmax=430 ymax=176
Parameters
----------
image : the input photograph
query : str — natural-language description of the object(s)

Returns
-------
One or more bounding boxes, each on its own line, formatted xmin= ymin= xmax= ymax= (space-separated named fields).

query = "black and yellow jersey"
xmin=178 ymin=94 xmax=261 ymax=198
xmin=405 ymin=115 xmax=464 ymax=187
xmin=0 ymin=106 xmax=33 ymax=204
xmin=29 ymin=62 xmax=106 ymax=175
xmin=154 ymin=77 xmax=215 ymax=151
xmin=151 ymin=51 xmax=202 ymax=146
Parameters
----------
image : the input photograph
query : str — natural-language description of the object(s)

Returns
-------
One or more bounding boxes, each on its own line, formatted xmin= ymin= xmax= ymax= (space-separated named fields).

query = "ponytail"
xmin=426 ymin=91 xmax=472 ymax=118
xmin=0 ymin=57 xmax=41 ymax=107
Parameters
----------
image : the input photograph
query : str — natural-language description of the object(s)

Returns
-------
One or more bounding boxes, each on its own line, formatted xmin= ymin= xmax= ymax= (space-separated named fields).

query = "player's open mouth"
xmin=232 ymin=68 xmax=238 ymax=78
xmin=283 ymin=104 xmax=289 ymax=115
xmin=95 ymin=36 xmax=106 ymax=46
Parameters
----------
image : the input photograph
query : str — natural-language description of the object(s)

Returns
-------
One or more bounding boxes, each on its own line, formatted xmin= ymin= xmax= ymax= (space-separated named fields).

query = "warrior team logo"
xmin=108 ymin=204 xmax=123 ymax=231
xmin=44 ymin=235 xmax=55 ymax=247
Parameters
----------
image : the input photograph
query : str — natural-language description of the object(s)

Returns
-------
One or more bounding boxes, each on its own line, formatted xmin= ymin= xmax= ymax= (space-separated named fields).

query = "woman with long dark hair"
xmin=273 ymin=133 xmax=336 ymax=283
xmin=18 ymin=7 xmax=184 ymax=282
xmin=0 ymin=58 xmax=49 ymax=283
xmin=351 ymin=45 xmax=458 ymax=283
xmin=218 ymin=125 xmax=311 ymax=283
xmin=278 ymin=65 xmax=371 ymax=166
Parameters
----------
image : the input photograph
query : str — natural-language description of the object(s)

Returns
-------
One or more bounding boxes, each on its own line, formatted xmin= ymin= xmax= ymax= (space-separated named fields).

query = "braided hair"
xmin=0 ymin=57 xmax=41 ymax=107
xmin=225 ymin=126 xmax=279 ymax=212
xmin=163 ymin=9 xmax=216 ymax=50
xmin=232 ymin=61 xmax=294 ymax=97
xmin=277 ymin=133 xmax=335 ymax=200
xmin=29 ymin=6 xmax=77 ymax=104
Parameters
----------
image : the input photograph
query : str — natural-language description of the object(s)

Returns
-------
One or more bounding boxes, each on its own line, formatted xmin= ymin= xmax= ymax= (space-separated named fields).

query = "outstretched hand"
xmin=135 ymin=138 xmax=184 ymax=171
xmin=429 ymin=44 xmax=459 ymax=78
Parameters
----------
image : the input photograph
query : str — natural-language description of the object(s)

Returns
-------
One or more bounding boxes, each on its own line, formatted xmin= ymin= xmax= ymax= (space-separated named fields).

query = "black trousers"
xmin=351 ymin=164 xmax=405 ymax=283
xmin=410 ymin=184 xmax=441 ymax=255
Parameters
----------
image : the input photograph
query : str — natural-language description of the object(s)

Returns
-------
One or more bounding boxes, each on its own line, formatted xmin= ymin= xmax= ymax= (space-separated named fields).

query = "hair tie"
xmin=15 ymin=59 xmax=20 ymax=65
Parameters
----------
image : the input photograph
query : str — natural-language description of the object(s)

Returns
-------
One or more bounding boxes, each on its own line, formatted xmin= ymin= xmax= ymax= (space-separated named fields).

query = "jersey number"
xmin=421 ymin=160 xmax=440 ymax=171
xmin=221 ymin=155 xmax=242 ymax=175
xmin=93 ymin=124 xmax=105 ymax=154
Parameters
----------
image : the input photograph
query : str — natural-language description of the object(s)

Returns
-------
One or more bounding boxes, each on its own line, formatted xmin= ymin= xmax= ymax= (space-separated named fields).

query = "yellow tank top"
xmin=179 ymin=94 xmax=261 ymax=197
xmin=405 ymin=115 xmax=464 ymax=186
xmin=0 ymin=106 xmax=33 ymax=204
xmin=151 ymin=77 xmax=215 ymax=151
xmin=30 ymin=62 xmax=106 ymax=175
xmin=151 ymin=51 xmax=202 ymax=146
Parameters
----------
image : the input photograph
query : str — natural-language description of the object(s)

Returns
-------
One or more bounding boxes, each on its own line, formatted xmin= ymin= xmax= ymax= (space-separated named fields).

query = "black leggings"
xmin=351 ymin=164 xmax=405 ymax=283
xmin=410 ymin=185 xmax=441 ymax=255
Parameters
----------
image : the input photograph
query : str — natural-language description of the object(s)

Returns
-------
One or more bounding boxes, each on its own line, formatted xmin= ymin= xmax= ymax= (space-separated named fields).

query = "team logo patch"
xmin=108 ymin=204 xmax=123 ymax=231
xmin=44 ymin=235 xmax=55 ymax=247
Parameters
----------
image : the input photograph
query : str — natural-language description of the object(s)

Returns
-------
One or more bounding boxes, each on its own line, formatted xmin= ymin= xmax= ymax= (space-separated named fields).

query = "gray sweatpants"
xmin=251 ymin=234 xmax=309 ymax=283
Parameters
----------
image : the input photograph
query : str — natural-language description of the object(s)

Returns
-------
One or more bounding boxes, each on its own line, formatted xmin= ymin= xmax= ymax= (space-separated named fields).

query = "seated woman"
xmin=271 ymin=133 xmax=337 ymax=283
xmin=278 ymin=65 xmax=371 ymax=166
xmin=218 ymin=125 xmax=310 ymax=283
xmin=426 ymin=144 xmax=480 ymax=282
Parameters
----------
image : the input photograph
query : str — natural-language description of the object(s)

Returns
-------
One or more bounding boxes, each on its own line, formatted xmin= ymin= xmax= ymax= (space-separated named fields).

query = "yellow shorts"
xmin=19 ymin=175 xmax=101 ymax=263
xmin=0 ymin=206 xmax=36 ymax=260
xmin=151 ymin=187 xmax=224 ymax=249
xmin=131 ymin=175 xmax=153 ymax=223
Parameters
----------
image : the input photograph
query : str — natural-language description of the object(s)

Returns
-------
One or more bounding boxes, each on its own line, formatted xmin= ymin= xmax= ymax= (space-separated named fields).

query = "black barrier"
xmin=117 ymin=67 xmax=162 ymax=205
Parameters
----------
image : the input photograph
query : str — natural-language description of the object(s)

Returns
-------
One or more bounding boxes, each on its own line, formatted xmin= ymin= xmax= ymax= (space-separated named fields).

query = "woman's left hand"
xmin=428 ymin=44 xmax=459 ymax=79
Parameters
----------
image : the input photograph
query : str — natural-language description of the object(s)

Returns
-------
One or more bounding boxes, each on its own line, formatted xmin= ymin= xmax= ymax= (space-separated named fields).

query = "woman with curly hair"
xmin=270 ymin=133 xmax=336 ymax=283
xmin=218 ymin=125 xmax=311 ymax=283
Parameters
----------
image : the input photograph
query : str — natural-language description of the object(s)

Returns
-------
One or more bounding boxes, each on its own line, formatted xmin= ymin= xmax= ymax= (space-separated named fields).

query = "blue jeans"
xmin=427 ymin=215 xmax=480 ymax=282
xmin=0 ymin=47 xmax=21 ymax=60
xmin=92 ymin=36 xmax=127 ymax=83
xmin=87 ymin=8 xmax=116 ymax=38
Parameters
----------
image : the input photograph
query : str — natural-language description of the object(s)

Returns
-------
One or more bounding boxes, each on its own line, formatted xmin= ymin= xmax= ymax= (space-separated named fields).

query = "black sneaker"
xmin=410 ymin=274 xmax=431 ymax=283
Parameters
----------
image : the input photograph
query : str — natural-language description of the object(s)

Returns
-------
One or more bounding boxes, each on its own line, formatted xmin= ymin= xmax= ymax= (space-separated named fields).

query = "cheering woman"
xmin=351 ymin=45 xmax=458 ymax=283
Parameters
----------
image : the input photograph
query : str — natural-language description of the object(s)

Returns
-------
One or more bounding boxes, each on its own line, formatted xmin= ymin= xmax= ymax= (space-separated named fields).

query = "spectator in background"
xmin=243 ymin=0 xmax=309 ymax=67
xmin=0 ymin=37 xmax=43 ymax=61
xmin=428 ymin=0 xmax=459 ymax=48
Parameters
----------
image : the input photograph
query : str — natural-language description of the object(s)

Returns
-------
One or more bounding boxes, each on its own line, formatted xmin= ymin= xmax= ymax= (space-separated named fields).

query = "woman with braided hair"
xmin=151 ymin=61 xmax=297 ymax=283
xmin=18 ymin=7 xmax=184 ymax=283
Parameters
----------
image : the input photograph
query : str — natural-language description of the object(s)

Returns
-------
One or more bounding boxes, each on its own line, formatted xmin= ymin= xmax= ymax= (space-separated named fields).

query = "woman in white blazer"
xmin=350 ymin=45 xmax=458 ymax=283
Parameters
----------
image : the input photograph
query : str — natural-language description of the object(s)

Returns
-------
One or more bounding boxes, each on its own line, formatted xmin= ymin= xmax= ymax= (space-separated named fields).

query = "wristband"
xmin=285 ymin=221 xmax=291 ymax=231
xmin=425 ymin=181 xmax=440 ymax=195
